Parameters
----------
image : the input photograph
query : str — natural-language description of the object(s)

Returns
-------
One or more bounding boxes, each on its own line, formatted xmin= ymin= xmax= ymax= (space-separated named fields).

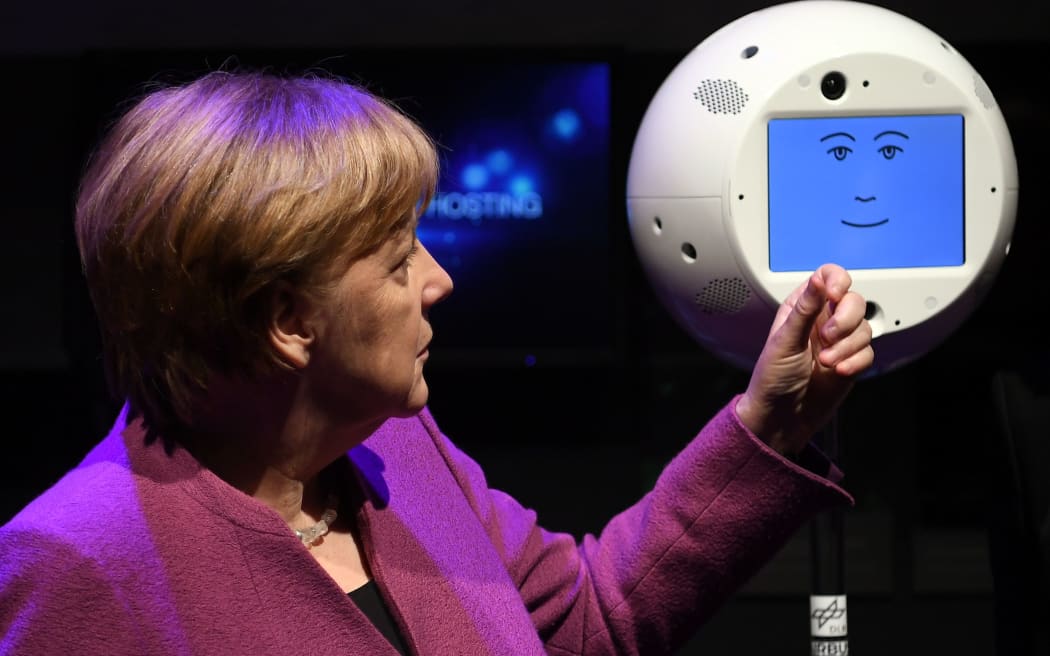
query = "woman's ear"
xmin=268 ymin=284 xmax=317 ymax=369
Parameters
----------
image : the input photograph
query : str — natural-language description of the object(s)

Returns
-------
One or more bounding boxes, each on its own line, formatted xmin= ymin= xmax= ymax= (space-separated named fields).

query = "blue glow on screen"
xmin=551 ymin=108 xmax=581 ymax=140
xmin=767 ymin=114 xmax=964 ymax=272
xmin=509 ymin=175 xmax=535 ymax=195
xmin=461 ymin=164 xmax=489 ymax=190
xmin=486 ymin=149 xmax=512 ymax=174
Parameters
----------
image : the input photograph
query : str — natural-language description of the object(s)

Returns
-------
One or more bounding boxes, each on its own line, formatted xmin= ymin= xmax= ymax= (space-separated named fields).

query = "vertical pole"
xmin=809 ymin=412 xmax=849 ymax=654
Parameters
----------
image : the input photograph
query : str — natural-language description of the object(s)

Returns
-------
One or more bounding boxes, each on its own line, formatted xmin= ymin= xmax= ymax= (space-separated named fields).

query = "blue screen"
xmin=767 ymin=114 xmax=964 ymax=272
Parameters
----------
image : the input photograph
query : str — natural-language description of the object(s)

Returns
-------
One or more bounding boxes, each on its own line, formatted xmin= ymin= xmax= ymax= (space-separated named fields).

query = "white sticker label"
xmin=810 ymin=595 xmax=848 ymax=637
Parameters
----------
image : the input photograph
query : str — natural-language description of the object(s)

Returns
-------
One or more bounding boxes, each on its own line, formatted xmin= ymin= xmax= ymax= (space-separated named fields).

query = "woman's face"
xmin=305 ymin=226 xmax=453 ymax=428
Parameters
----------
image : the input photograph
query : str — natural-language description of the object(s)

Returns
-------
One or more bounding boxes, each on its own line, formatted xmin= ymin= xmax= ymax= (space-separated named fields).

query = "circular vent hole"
xmin=681 ymin=243 xmax=697 ymax=262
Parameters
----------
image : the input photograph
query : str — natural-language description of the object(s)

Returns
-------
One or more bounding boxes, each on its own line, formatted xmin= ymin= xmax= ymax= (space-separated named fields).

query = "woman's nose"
xmin=419 ymin=243 xmax=453 ymax=307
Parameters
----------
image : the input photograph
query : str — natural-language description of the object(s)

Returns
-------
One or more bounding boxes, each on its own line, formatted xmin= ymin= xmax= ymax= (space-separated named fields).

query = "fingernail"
xmin=824 ymin=321 xmax=838 ymax=338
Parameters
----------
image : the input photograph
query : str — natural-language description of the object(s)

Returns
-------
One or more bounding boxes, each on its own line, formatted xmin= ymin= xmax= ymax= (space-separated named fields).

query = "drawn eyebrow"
xmin=874 ymin=130 xmax=910 ymax=140
xmin=820 ymin=132 xmax=856 ymax=142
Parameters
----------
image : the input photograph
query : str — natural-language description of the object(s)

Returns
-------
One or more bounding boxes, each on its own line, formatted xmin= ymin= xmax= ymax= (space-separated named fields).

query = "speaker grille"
xmin=695 ymin=278 xmax=751 ymax=314
xmin=693 ymin=79 xmax=749 ymax=115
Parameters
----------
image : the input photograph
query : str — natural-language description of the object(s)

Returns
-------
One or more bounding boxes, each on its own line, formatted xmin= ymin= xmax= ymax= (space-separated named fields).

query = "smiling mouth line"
xmin=841 ymin=218 xmax=890 ymax=228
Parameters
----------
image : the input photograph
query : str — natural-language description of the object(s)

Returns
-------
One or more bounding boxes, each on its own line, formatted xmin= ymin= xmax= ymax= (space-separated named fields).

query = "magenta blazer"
xmin=0 ymin=399 xmax=848 ymax=654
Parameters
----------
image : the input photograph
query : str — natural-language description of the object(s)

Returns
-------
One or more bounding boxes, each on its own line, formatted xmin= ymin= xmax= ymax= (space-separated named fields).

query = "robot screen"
xmin=767 ymin=114 xmax=965 ymax=272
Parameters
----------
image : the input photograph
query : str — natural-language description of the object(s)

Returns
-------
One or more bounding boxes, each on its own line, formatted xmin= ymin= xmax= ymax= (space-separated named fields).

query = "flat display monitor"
xmin=767 ymin=114 xmax=965 ymax=272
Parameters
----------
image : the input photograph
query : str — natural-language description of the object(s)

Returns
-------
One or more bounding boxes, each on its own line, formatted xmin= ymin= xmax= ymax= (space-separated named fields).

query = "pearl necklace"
xmin=294 ymin=495 xmax=338 ymax=548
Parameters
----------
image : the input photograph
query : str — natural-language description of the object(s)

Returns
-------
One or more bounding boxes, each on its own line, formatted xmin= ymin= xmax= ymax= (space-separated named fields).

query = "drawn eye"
xmin=879 ymin=145 xmax=903 ymax=160
xmin=826 ymin=145 xmax=852 ymax=161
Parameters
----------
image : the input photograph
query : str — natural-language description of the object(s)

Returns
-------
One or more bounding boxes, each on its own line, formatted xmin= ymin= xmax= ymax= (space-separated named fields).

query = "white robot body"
xmin=627 ymin=0 xmax=1018 ymax=372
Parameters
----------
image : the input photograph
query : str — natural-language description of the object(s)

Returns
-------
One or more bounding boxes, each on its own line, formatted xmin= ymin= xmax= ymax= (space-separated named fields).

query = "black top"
xmin=348 ymin=580 xmax=410 ymax=655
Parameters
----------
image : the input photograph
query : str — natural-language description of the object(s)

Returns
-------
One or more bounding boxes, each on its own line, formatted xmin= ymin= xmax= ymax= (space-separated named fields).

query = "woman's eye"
xmin=400 ymin=243 xmax=419 ymax=270
xmin=827 ymin=145 xmax=852 ymax=161
xmin=878 ymin=145 xmax=903 ymax=160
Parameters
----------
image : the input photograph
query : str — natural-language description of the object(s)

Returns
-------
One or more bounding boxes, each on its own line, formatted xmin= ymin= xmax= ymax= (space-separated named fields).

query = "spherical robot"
xmin=627 ymin=0 xmax=1018 ymax=373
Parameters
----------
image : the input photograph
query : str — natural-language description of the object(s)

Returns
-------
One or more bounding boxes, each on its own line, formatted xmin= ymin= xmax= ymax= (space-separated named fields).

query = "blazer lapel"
xmin=348 ymin=416 xmax=546 ymax=656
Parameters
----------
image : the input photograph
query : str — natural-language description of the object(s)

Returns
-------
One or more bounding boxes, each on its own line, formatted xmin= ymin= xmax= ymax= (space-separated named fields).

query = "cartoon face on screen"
xmin=767 ymin=115 xmax=964 ymax=271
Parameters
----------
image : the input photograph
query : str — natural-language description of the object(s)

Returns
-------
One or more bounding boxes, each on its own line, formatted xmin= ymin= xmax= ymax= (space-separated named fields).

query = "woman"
xmin=0 ymin=71 xmax=872 ymax=655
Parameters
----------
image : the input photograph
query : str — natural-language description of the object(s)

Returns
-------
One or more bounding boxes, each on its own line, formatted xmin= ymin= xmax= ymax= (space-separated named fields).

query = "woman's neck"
xmin=180 ymin=373 xmax=376 ymax=524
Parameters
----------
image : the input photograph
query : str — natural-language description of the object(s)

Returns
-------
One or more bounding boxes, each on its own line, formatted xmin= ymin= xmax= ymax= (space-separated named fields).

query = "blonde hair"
xmin=75 ymin=71 xmax=438 ymax=436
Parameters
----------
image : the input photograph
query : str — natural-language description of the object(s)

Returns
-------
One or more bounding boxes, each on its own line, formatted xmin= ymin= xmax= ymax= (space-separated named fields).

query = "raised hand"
xmin=735 ymin=264 xmax=874 ymax=456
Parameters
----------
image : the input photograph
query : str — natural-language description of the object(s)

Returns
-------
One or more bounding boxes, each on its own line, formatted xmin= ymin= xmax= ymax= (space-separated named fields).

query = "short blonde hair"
xmin=75 ymin=71 xmax=438 ymax=436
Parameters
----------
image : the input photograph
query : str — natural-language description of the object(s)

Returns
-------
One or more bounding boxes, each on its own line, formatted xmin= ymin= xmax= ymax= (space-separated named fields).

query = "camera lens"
xmin=821 ymin=72 xmax=847 ymax=100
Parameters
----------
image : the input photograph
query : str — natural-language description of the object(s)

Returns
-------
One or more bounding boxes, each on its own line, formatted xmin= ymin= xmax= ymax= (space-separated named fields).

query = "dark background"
xmin=1 ymin=1 xmax=1047 ymax=654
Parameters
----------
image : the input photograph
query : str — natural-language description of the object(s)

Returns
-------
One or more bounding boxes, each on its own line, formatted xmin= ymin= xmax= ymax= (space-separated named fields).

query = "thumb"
xmin=778 ymin=272 xmax=828 ymax=352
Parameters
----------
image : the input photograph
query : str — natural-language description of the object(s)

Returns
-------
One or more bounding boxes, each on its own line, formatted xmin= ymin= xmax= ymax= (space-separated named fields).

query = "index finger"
xmin=815 ymin=263 xmax=852 ymax=303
